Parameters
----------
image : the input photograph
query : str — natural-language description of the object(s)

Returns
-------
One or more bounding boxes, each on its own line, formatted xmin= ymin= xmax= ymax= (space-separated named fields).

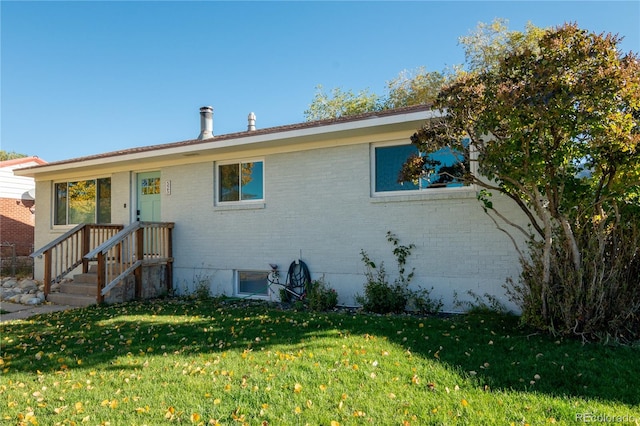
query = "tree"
xmin=457 ymin=18 xmax=545 ymax=74
xmin=0 ymin=150 xmax=27 ymax=161
xmin=304 ymin=85 xmax=383 ymax=121
xmin=304 ymin=68 xmax=448 ymax=121
xmin=384 ymin=67 xmax=448 ymax=109
xmin=402 ymin=22 xmax=640 ymax=342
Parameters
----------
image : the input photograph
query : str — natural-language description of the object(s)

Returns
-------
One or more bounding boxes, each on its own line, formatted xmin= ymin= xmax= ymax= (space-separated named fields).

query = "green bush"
xmin=453 ymin=290 xmax=508 ymax=314
xmin=357 ymin=232 xmax=442 ymax=315
xmin=306 ymin=278 xmax=338 ymax=311
xmin=279 ymin=287 xmax=291 ymax=303
xmin=356 ymin=269 xmax=408 ymax=314
xmin=410 ymin=287 xmax=444 ymax=315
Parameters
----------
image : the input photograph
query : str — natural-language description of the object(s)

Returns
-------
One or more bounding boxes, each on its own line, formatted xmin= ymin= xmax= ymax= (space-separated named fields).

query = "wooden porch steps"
xmin=36 ymin=221 xmax=174 ymax=307
xmin=47 ymin=265 xmax=98 ymax=307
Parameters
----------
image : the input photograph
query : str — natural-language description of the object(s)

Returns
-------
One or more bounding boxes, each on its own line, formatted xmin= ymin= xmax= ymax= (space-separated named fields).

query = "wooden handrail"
xmin=84 ymin=222 xmax=140 ymax=259
xmin=31 ymin=223 xmax=124 ymax=296
xmin=31 ymin=223 xmax=85 ymax=259
xmin=83 ymin=221 xmax=175 ymax=303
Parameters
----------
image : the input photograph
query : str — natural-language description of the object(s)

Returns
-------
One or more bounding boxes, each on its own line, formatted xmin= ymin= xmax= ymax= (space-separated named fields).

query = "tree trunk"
xmin=559 ymin=216 xmax=581 ymax=272
xmin=534 ymin=188 xmax=552 ymax=321
xmin=541 ymin=217 xmax=552 ymax=321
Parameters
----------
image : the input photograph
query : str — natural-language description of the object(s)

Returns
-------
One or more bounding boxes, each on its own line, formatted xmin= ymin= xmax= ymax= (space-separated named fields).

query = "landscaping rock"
xmin=0 ymin=277 xmax=44 ymax=305
xmin=0 ymin=288 xmax=17 ymax=299
xmin=20 ymin=294 xmax=33 ymax=304
xmin=8 ymin=294 xmax=23 ymax=303
xmin=2 ymin=279 xmax=18 ymax=288
xmin=18 ymin=279 xmax=38 ymax=292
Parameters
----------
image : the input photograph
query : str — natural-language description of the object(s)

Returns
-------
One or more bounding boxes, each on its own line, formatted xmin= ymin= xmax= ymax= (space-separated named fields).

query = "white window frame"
xmin=215 ymin=158 xmax=265 ymax=205
xmin=371 ymin=140 xmax=473 ymax=197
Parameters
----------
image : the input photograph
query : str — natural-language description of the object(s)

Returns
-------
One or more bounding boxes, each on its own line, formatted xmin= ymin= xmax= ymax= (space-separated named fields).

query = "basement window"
xmin=236 ymin=270 xmax=270 ymax=297
xmin=54 ymin=178 xmax=111 ymax=225
xmin=216 ymin=160 xmax=264 ymax=203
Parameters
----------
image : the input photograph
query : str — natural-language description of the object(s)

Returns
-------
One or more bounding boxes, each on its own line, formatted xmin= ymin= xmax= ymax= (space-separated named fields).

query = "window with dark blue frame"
xmin=374 ymin=143 xmax=467 ymax=193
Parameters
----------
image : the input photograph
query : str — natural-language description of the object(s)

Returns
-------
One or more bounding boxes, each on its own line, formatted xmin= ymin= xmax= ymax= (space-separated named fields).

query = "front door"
xmin=136 ymin=171 xmax=161 ymax=222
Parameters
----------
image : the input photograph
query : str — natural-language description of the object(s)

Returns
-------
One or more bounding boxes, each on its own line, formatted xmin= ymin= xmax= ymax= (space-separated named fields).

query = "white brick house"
xmin=14 ymin=105 xmax=529 ymax=311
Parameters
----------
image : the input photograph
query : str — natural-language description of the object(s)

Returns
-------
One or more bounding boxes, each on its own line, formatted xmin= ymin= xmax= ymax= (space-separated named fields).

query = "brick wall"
xmin=161 ymin=142 xmax=530 ymax=311
xmin=29 ymin=132 xmax=531 ymax=311
xmin=0 ymin=197 xmax=35 ymax=255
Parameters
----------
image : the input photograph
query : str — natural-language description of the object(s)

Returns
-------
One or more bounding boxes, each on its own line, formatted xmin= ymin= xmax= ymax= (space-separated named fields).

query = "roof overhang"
xmin=14 ymin=106 xmax=440 ymax=179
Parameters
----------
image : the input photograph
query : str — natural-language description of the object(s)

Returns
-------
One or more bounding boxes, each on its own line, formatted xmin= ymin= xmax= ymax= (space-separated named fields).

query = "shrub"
xmin=357 ymin=232 xmax=441 ymax=315
xmin=306 ymin=278 xmax=338 ymax=311
xmin=356 ymin=255 xmax=408 ymax=314
xmin=506 ymin=220 xmax=640 ymax=343
xmin=453 ymin=290 xmax=508 ymax=314
xmin=410 ymin=287 xmax=444 ymax=315
xmin=279 ymin=288 xmax=291 ymax=303
xmin=193 ymin=280 xmax=211 ymax=300
xmin=190 ymin=271 xmax=212 ymax=300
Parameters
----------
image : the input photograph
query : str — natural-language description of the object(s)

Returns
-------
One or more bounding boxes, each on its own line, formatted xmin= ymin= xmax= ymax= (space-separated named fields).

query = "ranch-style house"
xmin=14 ymin=105 xmax=529 ymax=310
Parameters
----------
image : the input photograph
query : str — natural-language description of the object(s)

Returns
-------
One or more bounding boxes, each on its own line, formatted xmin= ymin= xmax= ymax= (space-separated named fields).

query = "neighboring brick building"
xmin=0 ymin=157 xmax=47 ymax=256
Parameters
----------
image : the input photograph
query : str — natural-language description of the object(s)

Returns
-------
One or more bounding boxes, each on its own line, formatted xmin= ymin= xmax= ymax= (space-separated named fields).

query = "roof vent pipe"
xmin=247 ymin=112 xmax=256 ymax=131
xmin=197 ymin=106 xmax=213 ymax=140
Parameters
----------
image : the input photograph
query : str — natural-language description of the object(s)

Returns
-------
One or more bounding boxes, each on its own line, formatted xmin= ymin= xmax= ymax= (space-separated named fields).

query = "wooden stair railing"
xmin=83 ymin=221 xmax=174 ymax=303
xmin=31 ymin=224 xmax=125 ymax=297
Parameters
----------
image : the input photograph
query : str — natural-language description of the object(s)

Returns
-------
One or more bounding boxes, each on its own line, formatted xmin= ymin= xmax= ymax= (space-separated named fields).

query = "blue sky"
xmin=1 ymin=1 xmax=638 ymax=163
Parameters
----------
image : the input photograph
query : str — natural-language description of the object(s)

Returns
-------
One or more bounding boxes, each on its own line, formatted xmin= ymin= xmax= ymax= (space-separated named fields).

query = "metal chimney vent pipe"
xmin=247 ymin=112 xmax=256 ymax=131
xmin=197 ymin=106 xmax=213 ymax=140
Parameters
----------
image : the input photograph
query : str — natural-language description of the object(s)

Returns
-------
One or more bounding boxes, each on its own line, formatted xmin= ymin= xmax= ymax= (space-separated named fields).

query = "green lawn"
xmin=1 ymin=298 xmax=638 ymax=425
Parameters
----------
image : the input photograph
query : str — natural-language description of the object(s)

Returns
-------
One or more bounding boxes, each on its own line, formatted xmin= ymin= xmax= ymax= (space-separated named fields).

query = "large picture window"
xmin=54 ymin=178 xmax=111 ymax=225
xmin=217 ymin=160 xmax=264 ymax=203
xmin=373 ymin=143 xmax=468 ymax=194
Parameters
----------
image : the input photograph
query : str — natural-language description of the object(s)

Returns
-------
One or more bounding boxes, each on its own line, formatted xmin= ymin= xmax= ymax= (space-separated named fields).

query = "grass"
xmin=1 ymin=298 xmax=639 ymax=425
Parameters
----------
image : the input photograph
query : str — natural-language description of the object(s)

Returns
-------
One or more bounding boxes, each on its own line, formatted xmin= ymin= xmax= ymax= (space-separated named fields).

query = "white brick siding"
xmin=165 ymin=142 xmax=528 ymax=311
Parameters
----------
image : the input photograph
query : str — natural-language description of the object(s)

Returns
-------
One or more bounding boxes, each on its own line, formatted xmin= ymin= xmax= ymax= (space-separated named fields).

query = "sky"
xmin=1 ymin=1 xmax=639 ymax=163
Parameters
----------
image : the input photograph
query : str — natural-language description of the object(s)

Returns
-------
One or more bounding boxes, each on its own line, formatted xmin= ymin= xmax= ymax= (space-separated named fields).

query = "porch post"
xmin=43 ymin=249 xmax=52 ymax=297
xmin=96 ymin=252 xmax=105 ymax=304
xmin=134 ymin=227 xmax=144 ymax=299
xmin=82 ymin=225 xmax=91 ymax=273
xmin=167 ymin=225 xmax=173 ymax=294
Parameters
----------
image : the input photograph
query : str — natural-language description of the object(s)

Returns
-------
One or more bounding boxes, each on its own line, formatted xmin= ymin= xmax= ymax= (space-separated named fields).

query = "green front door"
xmin=136 ymin=171 xmax=161 ymax=222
